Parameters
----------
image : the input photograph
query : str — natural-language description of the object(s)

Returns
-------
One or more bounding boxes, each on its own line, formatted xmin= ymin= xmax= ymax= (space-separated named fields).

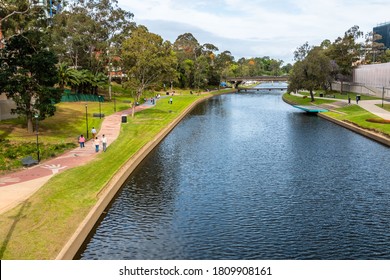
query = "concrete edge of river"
xmin=56 ymin=91 xmax=232 ymax=260
xmin=282 ymin=95 xmax=390 ymax=147
xmin=318 ymin=114 xmax=390 ymax=147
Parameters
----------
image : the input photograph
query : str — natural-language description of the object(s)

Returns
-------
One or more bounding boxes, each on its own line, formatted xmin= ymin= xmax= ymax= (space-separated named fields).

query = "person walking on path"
xmin=78 ymin=134 xmax=86 ymax=148
xmin=102 ymin=134 xmax=107 ymax=152
xmin=91 ymin=127 xmax=97 ymax=138
xmin=94 ymin=137 xmax=100 ymax=152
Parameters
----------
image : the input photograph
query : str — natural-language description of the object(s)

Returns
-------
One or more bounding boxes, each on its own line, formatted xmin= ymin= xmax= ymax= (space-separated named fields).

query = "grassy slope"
xmin=0 ymin=92 xmax=230 ymax=259
xmin=283 ymin=93 xmax=390 ymax=137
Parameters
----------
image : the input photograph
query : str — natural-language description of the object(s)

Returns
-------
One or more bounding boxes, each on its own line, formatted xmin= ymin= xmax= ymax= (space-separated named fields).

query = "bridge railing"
xmin=226 ymin=76 xmax=289 ymax=82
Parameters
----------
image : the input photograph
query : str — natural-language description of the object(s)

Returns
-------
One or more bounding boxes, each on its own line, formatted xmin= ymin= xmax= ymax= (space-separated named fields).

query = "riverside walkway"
xmin=1 ymin=94 xmax=390 ymax=214
xmin=0 ymin=103 xmax=153 ymax=214
xmin=291 ymin=93 xmax=390 ymax=120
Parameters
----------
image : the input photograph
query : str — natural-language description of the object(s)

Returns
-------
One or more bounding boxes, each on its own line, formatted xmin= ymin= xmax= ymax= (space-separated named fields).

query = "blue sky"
xmin=118 ymin=0 xmax=389 ymax=64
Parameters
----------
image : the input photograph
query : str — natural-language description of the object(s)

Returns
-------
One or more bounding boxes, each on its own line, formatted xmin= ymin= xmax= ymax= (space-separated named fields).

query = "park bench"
xmin=92 ymin=113 xmax=105 ymax=118
xmin=21 ymin=156 xmax=38 ymax=167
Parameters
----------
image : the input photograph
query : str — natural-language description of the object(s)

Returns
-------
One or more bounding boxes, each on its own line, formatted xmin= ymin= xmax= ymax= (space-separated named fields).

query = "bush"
xmin=0 ymin=141 xmax=76 ymax=173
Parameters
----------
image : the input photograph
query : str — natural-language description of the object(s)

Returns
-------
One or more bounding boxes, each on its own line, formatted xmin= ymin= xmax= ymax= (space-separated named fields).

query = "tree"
xmin=364 ymin=31 xmax=385 ymax=63
xmin=288 ymin=47 xmax=332 ymax=101
xmin=294 ymin=41 xmax=312 ymax=62
xmin=50 ymin=0 xmax=134 ymax=74
xmin=122 ymin=26 xmax=177 ymax=117
xmin=0 ymin=0 xmax=51 ymax=48
xmin=327 ymin=25 xmax=363 ymax=93
xmin=57 ymin=62 xmax=80 ymax=90
xmin=215 ymin=50 xmax=235 ymax=85
xmin=0 ymin=30 xmax=61 ymax=133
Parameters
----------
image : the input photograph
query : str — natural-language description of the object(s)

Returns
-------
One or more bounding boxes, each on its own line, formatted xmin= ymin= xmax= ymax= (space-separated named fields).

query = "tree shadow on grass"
xmin=0 ymin=200 xmax=31 ymax=259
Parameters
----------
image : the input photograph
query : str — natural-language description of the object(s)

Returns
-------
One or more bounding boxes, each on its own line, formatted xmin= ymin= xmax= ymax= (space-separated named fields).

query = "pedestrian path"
xmin=291 ymin=92 xmax=390 ymax=120
xmin=0 ymin=104 xmax=150 ymax=214
xmin=2 ymin=93 xmax=390 ymax=214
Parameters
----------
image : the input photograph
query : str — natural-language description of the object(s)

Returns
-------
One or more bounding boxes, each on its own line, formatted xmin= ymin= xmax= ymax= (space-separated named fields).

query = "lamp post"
xmin=35 ymin=114 xmax=40 ymax=163
xmin=85 ymin=104 xmax=89 ymax=139
xmin=114 ymin=97 xmax=116 ymax=112
xmin=382 ymin=87 xmax=385 ymax=108
xmin=99 ymin=96 xmax=102 ymax=119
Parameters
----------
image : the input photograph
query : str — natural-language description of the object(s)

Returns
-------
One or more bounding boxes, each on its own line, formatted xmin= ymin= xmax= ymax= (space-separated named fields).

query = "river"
xmin=79 ymin=86 xmax=390 ymax=260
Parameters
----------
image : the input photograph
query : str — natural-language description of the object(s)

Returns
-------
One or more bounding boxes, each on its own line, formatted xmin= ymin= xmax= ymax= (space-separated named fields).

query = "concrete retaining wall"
xmin=318 ymin=114 xmax=390 ymax=147
xmin=332 ymin=82 xmax=390 ymax=99
xmin=283 ymin=94 xmax=390 ymax=147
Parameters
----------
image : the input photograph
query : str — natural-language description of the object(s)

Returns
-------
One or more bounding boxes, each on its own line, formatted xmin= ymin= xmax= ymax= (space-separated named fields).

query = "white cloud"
xmin=118 ymin=0 xmax=390 ymax=62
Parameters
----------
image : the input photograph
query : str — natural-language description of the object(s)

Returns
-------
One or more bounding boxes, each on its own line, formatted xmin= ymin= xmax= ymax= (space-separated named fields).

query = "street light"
xmin=114 ymin=97 xmax=116 ymax=112
xmin=85 ymin=104 xmax=89 ymax=139
xmin=34 ymin=114 xmax=40 ymax=163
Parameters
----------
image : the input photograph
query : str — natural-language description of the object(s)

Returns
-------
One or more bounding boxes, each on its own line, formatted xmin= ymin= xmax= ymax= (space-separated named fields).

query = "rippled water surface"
xmin=80 ymin=89 xmax=390 ymax=259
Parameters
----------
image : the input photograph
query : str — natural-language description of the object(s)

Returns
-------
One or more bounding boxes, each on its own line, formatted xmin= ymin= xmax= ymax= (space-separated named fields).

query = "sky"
xmin=117 ymin=0 xmax=389 ymax=64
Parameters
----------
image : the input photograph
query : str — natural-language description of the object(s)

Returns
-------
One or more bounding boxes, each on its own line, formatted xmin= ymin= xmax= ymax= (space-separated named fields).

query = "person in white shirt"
xmin=102 ymin=134 xmax=108 ymax=152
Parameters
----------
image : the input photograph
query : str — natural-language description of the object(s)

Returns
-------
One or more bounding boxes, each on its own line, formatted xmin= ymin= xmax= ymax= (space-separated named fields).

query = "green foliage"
xmin=0 ymin=30 xmax=61 ymax=132
xmin=122 ymin=25 xmax=177 ymax=115
xmin=288 ymin=47 xmax=332 ymax=101
xmin=0 ymin=139 xmax=75 ymax=173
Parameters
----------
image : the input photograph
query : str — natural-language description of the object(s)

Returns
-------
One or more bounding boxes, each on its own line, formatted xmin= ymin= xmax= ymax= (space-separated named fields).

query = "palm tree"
xmin=57 ymin=62 xmax=80 ymax=90
xmin=91 ymin=72 xmax=108 ymax=95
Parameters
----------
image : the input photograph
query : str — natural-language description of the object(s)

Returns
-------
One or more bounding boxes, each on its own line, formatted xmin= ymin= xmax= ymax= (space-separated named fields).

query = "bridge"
xmin=237 ymin=86 xmax=287 ymax=92
xmin=226 ymin=76 xmax=289 ymax=88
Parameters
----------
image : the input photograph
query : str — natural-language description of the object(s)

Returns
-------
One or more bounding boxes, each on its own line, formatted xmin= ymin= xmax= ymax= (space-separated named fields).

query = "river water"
xmin=79 ymin=87 xmax=390 ymax=260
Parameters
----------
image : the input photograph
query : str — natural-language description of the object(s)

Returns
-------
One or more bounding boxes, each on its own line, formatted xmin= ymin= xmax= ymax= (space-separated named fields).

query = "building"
xmin=373 ymin=22 xmax=390 ymax=50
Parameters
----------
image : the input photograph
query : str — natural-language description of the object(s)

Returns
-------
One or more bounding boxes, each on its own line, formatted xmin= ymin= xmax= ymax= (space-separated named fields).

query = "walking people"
xmin=78 ymin=134 xmax=85 ymax=148
xmin=91 ymin=127 xmax=97 ymax=138
xmin=94 ymin=137 xmax=100 ymax=152
xmin=102 ymin=134 xmax=107 ymax=152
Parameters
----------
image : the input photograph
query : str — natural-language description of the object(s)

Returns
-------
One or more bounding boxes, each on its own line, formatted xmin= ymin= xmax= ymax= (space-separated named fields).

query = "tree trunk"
xmin=131 ymin=102 xmax=136 ymax=118
xmin=27 ymin=117 xmax=34 ymax=134
xmin=309 ymin=89 xmax=315 ymax=102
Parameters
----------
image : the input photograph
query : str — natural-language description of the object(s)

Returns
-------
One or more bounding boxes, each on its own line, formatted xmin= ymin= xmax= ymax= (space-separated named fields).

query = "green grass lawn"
xmin=0 ymin=99 xmax=133 ymax=173
xmin=283 ymin=93 xmax=390 ymax=137
xmin=0 ymin=90 xmax=231 ymax=259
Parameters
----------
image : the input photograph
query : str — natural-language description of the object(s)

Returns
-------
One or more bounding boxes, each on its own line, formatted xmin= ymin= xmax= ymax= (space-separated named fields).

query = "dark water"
xmin=80 ymin=88 xmax=390 ymax=260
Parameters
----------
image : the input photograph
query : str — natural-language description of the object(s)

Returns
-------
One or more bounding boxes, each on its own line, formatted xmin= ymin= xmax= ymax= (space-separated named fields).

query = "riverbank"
xmin=282 ymin=93 xmax=390 ymax=147
xmin=0 ymin=89 xmax=234 ymax=260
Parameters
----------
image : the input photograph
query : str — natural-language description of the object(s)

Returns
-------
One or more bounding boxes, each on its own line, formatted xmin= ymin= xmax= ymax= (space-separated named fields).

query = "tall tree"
xmin=294 ymin=41 xmax=312 ymax=62
xmin=0 ymin=0 xmax=50 ymax=48
xmin=0 ymin=30 xmax=61 ymax=133
xmin=288 ymin=47 xmax=332 ymax=101
xmin=327 ymin=25 xmax=363 ymax=93
xmin=215 ymin=50 xmax=235 ymax=84
xmin=364 ymin=31 xmax=385 ymax=63
xmin=122 ymin=26 xmax=177 ymax=117
xmin=50 ymin=0 xmax=134 ymax=74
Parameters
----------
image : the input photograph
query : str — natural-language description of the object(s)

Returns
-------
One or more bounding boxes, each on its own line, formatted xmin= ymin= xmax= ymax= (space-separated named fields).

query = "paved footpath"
xmin=1 ymin=94 xmax=390 ymax=214
xmin=0 ymin=103 xmax=152 ymax=214
xmin=292 ymin=93 xmax=390 ymax=120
